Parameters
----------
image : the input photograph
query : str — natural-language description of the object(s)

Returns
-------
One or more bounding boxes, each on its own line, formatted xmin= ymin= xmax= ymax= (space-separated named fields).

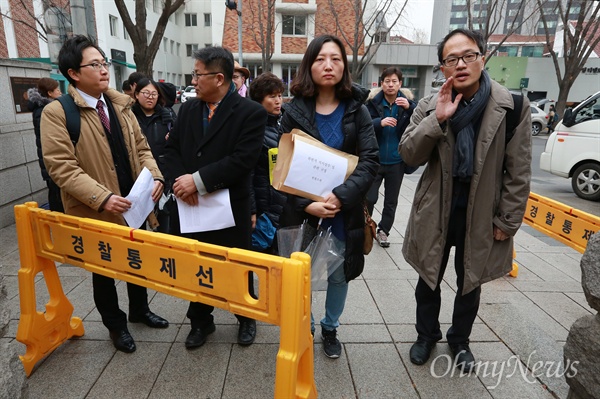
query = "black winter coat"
xmin=28 ymin=88 xmax=54 ymax=181
xmin=280 ymin=84 xmax=379 ymax=282
xmin=132 ymin=103 xmax=175 ymax=184
xmin=253 ymin=113 xmax=287 ymax=228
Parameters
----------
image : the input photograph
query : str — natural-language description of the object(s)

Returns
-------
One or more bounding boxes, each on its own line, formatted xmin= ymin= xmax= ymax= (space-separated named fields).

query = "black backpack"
xmin=57 ymin=94 xmax=81 ymax=145
xmin=505 ymin=93 xmax=523 ymax=145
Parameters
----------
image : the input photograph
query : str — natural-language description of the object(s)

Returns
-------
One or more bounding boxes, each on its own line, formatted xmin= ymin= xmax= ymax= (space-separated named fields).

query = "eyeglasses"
xmin=80 ymin=62 xmax=112 ymax=71
xmin=191 ymin=71 xmax=220 ymax=79
xmin=139 ymin=91 xmax=158 ymax=99
xmin=441 ymin=52 xmax=481 ymax=67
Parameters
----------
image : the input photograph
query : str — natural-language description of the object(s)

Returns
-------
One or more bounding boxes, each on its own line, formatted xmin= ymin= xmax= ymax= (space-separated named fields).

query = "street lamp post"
xmin=225 ymin=0 xmax=243 ymax=66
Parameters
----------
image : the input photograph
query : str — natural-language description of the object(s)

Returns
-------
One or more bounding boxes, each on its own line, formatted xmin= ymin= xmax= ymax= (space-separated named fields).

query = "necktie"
xmin=207 ymin=102 xmax=218 ymax=122
xmin=96 ymin=100 xmax=111 ymax=134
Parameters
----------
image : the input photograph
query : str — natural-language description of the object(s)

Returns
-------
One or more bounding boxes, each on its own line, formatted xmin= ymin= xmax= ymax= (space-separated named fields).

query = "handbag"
xmin=363 ymin=203 xmax=377 ymax=255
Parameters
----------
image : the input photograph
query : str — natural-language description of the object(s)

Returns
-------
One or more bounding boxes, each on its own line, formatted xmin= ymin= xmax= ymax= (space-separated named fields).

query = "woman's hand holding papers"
xmin=304 ymin=193 xmax=342 ymax=219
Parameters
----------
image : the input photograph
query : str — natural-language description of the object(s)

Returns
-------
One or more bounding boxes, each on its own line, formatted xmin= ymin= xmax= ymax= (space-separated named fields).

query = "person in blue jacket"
xmin=365 ymin=67 xmax=416 ymax=247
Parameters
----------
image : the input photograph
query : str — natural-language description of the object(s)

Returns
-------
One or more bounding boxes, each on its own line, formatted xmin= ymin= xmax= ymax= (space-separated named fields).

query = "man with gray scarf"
xmin=399 ymin=29 xmax=531 ymax=372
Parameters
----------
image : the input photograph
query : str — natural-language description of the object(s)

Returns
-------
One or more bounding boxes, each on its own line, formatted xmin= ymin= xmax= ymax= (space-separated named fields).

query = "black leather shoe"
xmin=109 ymin=329 xmax=136 ymax=353
xmin=237 ymin=319 xmax=256 ymax=346
xmin=129 ymin=311 xmax=169 ymax=328
xmin=450 ymin=343 xmax=475 ymax=372
xmin=409 ymin=339 xmax=436 ymax=365
xmin=185 ymin=323 xmax=216 ymax=349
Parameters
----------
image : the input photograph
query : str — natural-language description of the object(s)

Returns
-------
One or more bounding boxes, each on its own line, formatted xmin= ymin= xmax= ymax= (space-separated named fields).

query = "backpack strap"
xmin=57 ymin=94 xmax=81 ymax=146
xmin=505 ymin=93 xmax=523 ymax=145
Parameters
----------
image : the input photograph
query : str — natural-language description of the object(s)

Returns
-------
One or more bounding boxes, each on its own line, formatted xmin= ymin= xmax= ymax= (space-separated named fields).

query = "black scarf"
xmin=449 ymin=70 xmax=491 ymax=182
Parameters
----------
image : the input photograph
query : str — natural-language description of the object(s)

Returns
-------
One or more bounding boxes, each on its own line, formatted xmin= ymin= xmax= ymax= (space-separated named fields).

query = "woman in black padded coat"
xmin=28 ymin=77 xmax=63 ymax=211
xmin=131 ymin=78 xmax=176 ymax=188
xmin=248 ymin=73 xmax=288 ymax=253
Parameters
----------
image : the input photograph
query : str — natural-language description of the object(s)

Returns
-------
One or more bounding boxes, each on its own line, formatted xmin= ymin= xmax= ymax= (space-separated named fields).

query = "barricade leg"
xmin=274 ymin=252 xmax=318 ymax=399
xmin=14 ymin=203 xmax=84 ymax=376
xmin=509 ymin=249 xmax=519 ymax=277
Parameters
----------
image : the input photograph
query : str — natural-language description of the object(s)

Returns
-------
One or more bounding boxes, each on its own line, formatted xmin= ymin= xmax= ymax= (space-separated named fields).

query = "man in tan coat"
xmin=399 ymin=29 xmax=531 ymax=372
xmin=41 ymin=35 xmax=168 ymax=353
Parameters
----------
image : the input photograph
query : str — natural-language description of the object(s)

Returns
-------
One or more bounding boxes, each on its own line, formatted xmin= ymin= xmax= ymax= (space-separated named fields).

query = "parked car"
xmin=180 ymin=86 xmax=196 ymax=103
xmin=540 ymin=91 xmax=600 ymax=201
xmin=174 ymin=85 xmax=185 ymax=103
xmin=530 ymin=105 xmax=549 ymax=136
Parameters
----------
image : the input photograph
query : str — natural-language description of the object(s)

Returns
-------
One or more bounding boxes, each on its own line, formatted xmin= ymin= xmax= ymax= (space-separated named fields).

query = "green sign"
xmin=520 ymin=77 xmax=529 ymax=89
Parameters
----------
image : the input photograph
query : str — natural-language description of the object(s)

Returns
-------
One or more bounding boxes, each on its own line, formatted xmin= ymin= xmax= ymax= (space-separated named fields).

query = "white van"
xmin=540 ymin=91 xmax=600 ymax=201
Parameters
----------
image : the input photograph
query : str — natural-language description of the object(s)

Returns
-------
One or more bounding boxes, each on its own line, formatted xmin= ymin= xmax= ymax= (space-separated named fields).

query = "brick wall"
xmin=222 ymin=0 xmax=363 ymax=60
xmin=0 ymin=16 xmax=8 ymax=58
xmin=8 ymin=0 xmax=40 ymax=58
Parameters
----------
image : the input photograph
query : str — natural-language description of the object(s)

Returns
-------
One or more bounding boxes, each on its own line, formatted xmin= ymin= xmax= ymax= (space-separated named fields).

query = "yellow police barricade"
xmin=508 ymin=193 xmax=599 ymax=278
xmin=523 ymin=193 xmax=600 ymax=254
xmin=14 ymin=202 xmax=317 ymax=399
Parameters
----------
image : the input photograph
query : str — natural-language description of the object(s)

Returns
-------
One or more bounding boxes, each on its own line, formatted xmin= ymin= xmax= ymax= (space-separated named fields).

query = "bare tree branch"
xmin=323 ymin=0 xmax=408 ymax=81
xmin=115 ymin=0 xmax=185 ymax=76
xmin=537 ymin=0 xmax=600 ymax=115
xmin=0 ymin=0 xmax=57 ymax=42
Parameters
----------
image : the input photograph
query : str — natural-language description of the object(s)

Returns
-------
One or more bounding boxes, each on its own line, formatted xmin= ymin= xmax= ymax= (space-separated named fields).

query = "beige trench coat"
xmin=399 ymin=80 xmax=531 ymax=295
xmin=41 ymin=86 xmax=162 ymax=227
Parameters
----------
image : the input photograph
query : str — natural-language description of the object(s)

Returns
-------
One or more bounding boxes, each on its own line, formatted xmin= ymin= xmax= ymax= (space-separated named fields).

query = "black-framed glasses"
xmin=80 ymin=62 xmax=112 ymax=71
xmin=441 ymin=52 xmax=481 ymax=67
xmin=139 ymin=91 xmax=158 ymax=99
xmin=191 ymin=71 xmax=219 ymax=79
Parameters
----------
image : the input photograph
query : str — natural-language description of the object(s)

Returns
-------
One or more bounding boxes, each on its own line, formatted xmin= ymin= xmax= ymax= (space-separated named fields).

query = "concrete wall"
xmin=0 ymin=59 xmax=49 ymax=228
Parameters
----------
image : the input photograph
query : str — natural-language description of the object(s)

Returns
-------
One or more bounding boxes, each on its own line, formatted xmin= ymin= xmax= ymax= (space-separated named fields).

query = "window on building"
xmin=521 ymin=46 xmax=544 ymax=57
xmin=186 ymin=44 xmax=199 ymax=57
xmin=153 ymin=0 xmax=160 ymax=13
xmin=246 ymin=63 xmax=268 ymax=81
xmin=185 ymin=13 xmax=198 ymax=27
xmin=205 ymin=43 xmax=212 ymax=48
xmin=374 ymin=32 xmax=387 ymax=43
xmin=204 ymin=13 xmax=212 ymax=27
xmin=282 ymin=15 xmax=306 ymax=36
xmin=170 ymin=40 xmax=174 ymax=54
xmin=109 ymin=15 xmax=118 ymax=37
xmin=177 ymin=43 xmax=181 ymax=56
xmin=123 ymin=25 xmax=129 ymax=40
xmin=281 ymin=63 xmax=299 ymax=97
xmin=537 ymin=19 xmax=557 ymax=34
xmin=163 ymin=37 xmax=168 ymax=51
xmin=497 ymin=45 xmax=518 ymax=56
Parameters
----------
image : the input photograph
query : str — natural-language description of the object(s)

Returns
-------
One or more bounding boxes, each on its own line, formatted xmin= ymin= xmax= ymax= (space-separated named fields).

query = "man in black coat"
xmin=164 ymin=46 xmax=267 ymax=349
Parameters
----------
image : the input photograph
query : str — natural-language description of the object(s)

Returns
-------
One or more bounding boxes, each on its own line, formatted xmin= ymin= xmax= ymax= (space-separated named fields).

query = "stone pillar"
xmin=0 ymin=274 xmax=28 ymax=398
xmin=563 ymin=233 xmax=600 ymax=399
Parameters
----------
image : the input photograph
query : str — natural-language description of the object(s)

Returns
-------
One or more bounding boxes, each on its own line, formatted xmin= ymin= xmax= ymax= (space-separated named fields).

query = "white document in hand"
xmin=123 ymin=167 xmax=156 ymax=228
xmin=176 ymin=189 xmax=235 ymax=233
xmin=283 ymin=139 xmax=348 ymax=198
